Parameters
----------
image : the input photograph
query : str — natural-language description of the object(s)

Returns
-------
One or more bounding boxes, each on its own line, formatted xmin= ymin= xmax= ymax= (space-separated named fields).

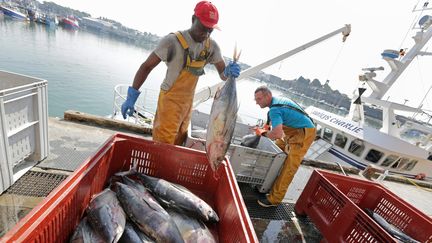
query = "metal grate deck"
xmin=239 ymin=182 xmax=305 ymax=221
xmin=5 ymin=171 xmax=68 ymax=197
xmin=37 ymin=139 xmax=99 ymax=171
xmin=238 ymin=182 xmax=317 ymax=223
xmin=238 ymin=183 xmax=322 ymax=241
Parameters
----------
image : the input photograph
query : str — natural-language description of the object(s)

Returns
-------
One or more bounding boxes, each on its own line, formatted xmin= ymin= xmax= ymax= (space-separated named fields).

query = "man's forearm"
xmin=132 ymin=52 xmax=161 ymax=90
xmin=264 ymin=131 xmax=275 ymax=140
xmin=265 ymin=127 xmax=284 ymax=140
xmin=132 ymin=63 xmax=150 ymax=90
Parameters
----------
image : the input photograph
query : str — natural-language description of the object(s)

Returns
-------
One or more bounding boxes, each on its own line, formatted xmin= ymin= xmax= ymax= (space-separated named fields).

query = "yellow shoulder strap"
xmin=174 ymin=32 xmax=209 ymax=72
xmin=205 ymin=37 xmax=210 ymax=50
xmin=174 ymin=31 xmax=189 ymax=50
xmin=174 ymin=31 xmax=191 ymax=68
xmin=198 ymin=37 xmax=211 ymax=60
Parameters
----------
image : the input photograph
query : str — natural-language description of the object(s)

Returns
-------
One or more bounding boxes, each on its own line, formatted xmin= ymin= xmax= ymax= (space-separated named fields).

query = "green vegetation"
xmin=38 ymin=1 xmax=90 ymax=18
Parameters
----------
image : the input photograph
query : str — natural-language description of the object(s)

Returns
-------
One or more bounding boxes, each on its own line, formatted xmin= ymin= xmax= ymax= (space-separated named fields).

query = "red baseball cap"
xmin=194 ymin=1 xmax=219 ymax=29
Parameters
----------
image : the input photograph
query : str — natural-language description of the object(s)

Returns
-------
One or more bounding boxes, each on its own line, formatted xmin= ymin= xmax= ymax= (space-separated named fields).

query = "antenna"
xmin=412 ymin=0 xmax=432 ymax=12
xmin=361 ymin=66 xmax=385 ymax=72
xmin=359 ymin=66 xmax=384 ymax=81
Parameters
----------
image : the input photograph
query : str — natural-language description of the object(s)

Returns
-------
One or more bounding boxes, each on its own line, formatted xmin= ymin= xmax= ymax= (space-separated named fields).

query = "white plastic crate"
xmin=0 ymin=70 xmax=49 ymax=193
xmin=186 ymin=110 xmax=286 ymax=193
xmin=229 ymin=137 xmax=286 ymax=192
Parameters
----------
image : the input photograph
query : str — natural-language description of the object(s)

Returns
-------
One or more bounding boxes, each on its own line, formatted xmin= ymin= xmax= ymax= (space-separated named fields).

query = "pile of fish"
xmin=70 ymin=169 xmax=219 ymax=243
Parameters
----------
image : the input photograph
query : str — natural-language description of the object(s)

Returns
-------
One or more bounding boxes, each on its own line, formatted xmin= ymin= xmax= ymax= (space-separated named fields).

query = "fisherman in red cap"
xmin=122 ymin=1 xmax=240 ymax=145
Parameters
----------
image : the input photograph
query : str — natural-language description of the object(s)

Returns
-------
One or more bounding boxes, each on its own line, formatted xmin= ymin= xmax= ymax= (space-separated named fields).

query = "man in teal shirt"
xmin=254 ymin=86 xmax=316 ymax=207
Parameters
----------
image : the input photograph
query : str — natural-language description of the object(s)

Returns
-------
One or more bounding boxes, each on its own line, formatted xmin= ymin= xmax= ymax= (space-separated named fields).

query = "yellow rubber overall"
xmin=268 ymin=126 xmax=316 ymax=204
xmin=152 ymin=32 xmax=209 ymax=145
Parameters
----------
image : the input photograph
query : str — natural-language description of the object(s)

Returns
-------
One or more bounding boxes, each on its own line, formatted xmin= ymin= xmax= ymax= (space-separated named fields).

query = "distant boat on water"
xmin=0 ymin=5 xmax=29 ymax=21
xmin=80 ymin=17 xmax=114 ymax=33
xmin=59 ymin=15 xmax=79 ymax=29
xmin=35 ymin=13 xmax=58 ymax=27
xmin=44 ymin=14 xmax=59 ymax=27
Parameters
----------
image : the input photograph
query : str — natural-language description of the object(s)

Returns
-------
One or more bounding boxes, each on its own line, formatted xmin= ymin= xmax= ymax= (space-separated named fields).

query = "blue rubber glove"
xmin=121 ymin=86 xmax=141 ymax=119
xmin=224 ymin=61 xmax=240 ymax=78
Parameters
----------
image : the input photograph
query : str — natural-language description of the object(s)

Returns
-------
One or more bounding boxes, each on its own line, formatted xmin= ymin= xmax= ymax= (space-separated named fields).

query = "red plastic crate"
xmin=295 ymin=169 xmax=432 ymax=243
xmin=1 ymin=133 xmax=258 ymax=243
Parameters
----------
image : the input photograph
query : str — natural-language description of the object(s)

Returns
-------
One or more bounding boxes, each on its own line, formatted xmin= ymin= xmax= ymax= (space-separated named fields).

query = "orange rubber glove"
xmin=254 ymin=124 xmax=270 ymax=136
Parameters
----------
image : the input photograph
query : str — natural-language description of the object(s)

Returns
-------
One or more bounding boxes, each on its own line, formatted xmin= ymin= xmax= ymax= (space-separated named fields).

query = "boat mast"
xmin=349 ymin=12 xmax=432 ymax=135
xmin=370 ymin=24 xmax=432 ymax=100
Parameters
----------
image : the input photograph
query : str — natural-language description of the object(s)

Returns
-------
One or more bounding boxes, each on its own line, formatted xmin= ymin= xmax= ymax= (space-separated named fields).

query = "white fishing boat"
xmin=0 ymin=5 xmax=28 ymax=21
xmin=305 ymin=5 xmax=432 ymax=180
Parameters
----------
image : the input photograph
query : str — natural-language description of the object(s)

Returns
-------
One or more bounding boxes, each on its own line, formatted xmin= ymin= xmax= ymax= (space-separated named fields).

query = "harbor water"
xmin=1 ymin=18 xmax=163 ymax=118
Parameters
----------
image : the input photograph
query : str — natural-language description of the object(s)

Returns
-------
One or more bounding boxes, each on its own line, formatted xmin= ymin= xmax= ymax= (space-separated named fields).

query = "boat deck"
xmin=1 ymin=114 xmax=431 ymax=241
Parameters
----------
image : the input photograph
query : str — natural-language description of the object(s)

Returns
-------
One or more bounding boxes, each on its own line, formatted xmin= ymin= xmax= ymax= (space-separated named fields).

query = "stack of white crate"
xmin=0 ymin=70 xmax=49 ymax=193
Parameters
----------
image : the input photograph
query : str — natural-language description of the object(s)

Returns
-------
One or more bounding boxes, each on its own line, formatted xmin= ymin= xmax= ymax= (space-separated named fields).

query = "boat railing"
xmin=112 ymin=84 xmax=158 ymax=126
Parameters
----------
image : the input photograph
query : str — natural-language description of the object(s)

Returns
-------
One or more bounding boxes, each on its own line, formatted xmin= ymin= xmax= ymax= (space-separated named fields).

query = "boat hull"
xmin=0 ymin=6 xmax=29 ymax=21
xmin=60 ymin=18 xmax=79 ymax=29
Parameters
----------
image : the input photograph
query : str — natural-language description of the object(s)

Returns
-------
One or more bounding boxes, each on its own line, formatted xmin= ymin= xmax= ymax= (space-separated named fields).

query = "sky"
xmin=50 ymin=0 xmax=432 ymax=112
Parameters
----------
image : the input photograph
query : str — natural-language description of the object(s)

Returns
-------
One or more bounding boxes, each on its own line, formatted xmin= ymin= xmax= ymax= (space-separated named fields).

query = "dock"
xmin=0 ymin=112 xmax=431 ymax=241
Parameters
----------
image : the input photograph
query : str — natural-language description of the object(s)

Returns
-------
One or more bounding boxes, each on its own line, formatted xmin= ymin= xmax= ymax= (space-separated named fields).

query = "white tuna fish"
xmin=205 ymin=48 xmax=241 ymax=171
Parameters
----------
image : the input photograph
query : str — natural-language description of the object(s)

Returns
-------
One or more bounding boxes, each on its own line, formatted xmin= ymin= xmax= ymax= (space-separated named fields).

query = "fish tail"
xmin=233 ymin=43 xmax=241 ymax=62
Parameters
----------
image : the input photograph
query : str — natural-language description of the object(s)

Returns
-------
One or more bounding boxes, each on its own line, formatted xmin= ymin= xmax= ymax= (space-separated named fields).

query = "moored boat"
xmin=0 ymin=5 xmax=29 ymax=21
xmin=36 ymin=13 xmax=58 ymax=27
xmin=59 ymin=15 xmax=79 ymax=29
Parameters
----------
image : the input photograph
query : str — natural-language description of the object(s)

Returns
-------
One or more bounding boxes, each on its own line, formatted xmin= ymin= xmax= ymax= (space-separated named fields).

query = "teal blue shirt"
xmin=268 ymin=97 xmax=315 ymax=128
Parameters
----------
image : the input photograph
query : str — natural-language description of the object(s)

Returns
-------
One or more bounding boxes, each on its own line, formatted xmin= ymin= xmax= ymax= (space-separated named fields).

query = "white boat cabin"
xmin=307 ymin=107 xmax=432 ymax=179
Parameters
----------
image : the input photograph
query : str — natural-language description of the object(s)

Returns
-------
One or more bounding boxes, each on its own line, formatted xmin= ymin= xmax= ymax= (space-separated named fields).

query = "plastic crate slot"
xmin=346 ymin=187 xmax=366 ymax=205
xmin=374 ymin=198 xmax=412 ymax=230
xmin=10 ymin=136 xmax=32 ymax=166
xmin=350 ymin=214 xmax=388 ymax=242
xmin=131 ymin=149 xmax=158 ymax=175
xmin=140 ymin=166 xmax=156 ymax=176
xmin=308 ymin=179 xmax=350 ymax=224
xmin=346 ymin=218 xmax=364 ymax=242
xmin=8 ymin=108 xmax=29 ymax=134
xmin=311 ymin=185 xmax=343 ymax=224
xmin=345 ymin=224 xmax=373 ymax=243
xmin=5 ymin=99 xmax=32 ymax=130
xmin=176 ymin=163 xmax=207 ymax=185
xmin=236 ymin=175 xmax=264 ymax=185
